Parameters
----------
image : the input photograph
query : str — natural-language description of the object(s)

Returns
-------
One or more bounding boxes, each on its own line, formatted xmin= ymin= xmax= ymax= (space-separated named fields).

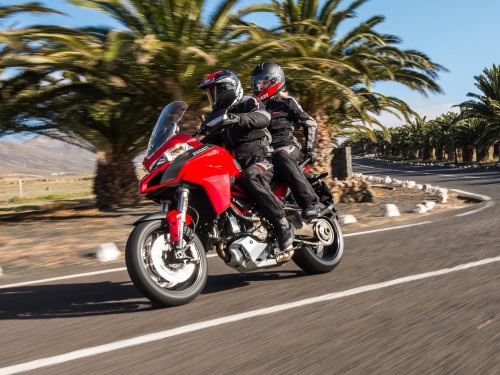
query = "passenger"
xmin=251 ymin=62 xmax=321 ymax=220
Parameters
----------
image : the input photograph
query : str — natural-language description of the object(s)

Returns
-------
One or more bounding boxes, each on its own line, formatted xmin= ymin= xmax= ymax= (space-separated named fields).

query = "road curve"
xmin=0 ymin=158 xmax=499 ymax=375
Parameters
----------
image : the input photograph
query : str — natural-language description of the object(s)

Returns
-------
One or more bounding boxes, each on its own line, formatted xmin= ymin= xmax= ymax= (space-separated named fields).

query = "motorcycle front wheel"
xmin=293 ymin=216 xmax=344 ymax=274
xmin=126 ymin=220 xmax=207 ymax=307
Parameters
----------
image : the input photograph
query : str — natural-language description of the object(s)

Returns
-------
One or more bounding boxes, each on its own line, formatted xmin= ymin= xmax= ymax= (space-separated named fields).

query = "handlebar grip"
xmin=299 ymin=157 xmax=311 ymax=169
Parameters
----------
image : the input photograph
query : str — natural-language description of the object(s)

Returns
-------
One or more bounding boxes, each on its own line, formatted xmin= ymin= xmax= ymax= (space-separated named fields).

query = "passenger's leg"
xmin=272 ymin=148 xmax=320 ymax=219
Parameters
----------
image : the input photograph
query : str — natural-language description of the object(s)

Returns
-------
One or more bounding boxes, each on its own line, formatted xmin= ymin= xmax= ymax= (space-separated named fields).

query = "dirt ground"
xmin=0 ymin=186 xmax=473 ymax=276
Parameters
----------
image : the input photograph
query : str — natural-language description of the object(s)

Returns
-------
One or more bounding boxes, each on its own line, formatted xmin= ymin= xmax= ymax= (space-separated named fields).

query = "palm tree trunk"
xmin=446 ymin=146 xmax=455 ymax=162
xmin=436 ymin=145 xmax=445 ymax=160
xmin=476 ymin=145 xmax=489 ymax=162
xmin=93 ymin=152 xmax=141 ymax=210
xmin=462 ymin=145 xmax=474 ymax=163
xmin=493 ymin=143 xmax=499 ymax=160
xmin=422 ymin=146 xmax=432 ymax=161
xmin=309 ymin=108 xmax=333 ymax=175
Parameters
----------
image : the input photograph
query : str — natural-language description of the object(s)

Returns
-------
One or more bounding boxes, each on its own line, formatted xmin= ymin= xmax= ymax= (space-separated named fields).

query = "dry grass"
xmin=0 ymin=176 xmax=94 ymax=205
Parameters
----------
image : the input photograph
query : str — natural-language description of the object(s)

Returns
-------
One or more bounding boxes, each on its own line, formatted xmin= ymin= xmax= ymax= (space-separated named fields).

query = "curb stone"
xmin=449 ymin=189 xmax=492 ymax=202
xmin=346 ymin=173 xmax=492 ymax=224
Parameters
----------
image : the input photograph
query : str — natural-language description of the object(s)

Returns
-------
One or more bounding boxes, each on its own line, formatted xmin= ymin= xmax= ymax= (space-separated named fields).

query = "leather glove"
xmin=200 ymin=111 xmax=240 ymax=136
xmin=305 ymin=148 xmax=317 ymax=164
xmin=222 ymin=113 xmax=240 ymax=127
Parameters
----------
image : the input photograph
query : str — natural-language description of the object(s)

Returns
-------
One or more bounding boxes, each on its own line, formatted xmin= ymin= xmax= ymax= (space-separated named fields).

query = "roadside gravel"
xmin=0 ymin=187 xmax=475 ymax=276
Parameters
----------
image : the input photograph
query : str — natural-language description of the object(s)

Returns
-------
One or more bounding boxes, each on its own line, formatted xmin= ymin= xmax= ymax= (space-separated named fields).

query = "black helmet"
xmin=199 ymin=70 xmax=243 ymax=110
xmin=250 ymin=62 xmax=285 ymax=101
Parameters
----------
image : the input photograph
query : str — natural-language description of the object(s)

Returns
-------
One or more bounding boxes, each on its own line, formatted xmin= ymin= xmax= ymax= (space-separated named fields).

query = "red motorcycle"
xmin=126 ymin=101 xmax=344 ymax=307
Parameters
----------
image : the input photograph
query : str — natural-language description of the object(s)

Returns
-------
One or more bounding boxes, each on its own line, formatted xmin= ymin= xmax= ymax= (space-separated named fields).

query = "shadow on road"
xmin=0 ymin=281 xmax=154 ymax=319
xmin=0 ymin=270 xmax=305 ymax=319
xmin=203 ymin=270 xmax=305 ymax=295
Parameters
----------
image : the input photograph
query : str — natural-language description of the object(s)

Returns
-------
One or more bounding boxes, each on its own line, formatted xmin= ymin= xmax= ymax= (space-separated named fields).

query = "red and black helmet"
xmin=251 ymin=62 xmax=285 ymax=102
xmin=199 ymin=70 xmax=243 ymax=111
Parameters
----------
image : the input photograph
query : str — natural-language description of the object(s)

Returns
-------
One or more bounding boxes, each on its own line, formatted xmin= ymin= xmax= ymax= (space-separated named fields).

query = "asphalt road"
xmin=1 ymin=158 xmax=499 ymax=375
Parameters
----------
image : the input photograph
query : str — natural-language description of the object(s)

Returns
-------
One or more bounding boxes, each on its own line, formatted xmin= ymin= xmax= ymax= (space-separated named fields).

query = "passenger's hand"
xmin=305 ymin=149 xmax=317 ymax=164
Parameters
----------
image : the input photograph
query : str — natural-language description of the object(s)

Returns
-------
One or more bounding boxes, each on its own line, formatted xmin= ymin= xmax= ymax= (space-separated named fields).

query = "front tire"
xmin=126 ymin=220 xmax=207 ymax=307
xmin=293 ymin=217 xmax=344 ymax=274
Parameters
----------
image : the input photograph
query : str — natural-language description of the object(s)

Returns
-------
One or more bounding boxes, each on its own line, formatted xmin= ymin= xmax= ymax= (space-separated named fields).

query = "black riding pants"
xmin=239 ymin=161 xmax=284 ymax=225
xmin=272 ymin=146 xmax=318 ymax=208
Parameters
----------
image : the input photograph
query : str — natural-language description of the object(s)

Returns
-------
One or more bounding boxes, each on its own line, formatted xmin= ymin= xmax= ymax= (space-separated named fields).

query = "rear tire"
xmin=126 ymin=220 xmax=207 ymax=307
xmin=293 ymin=217 xmax=344 ymax=274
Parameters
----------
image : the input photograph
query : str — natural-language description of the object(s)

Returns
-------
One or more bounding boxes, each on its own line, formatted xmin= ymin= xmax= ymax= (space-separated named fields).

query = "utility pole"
xmin=18 ymin=178 xmax=23 ymax=198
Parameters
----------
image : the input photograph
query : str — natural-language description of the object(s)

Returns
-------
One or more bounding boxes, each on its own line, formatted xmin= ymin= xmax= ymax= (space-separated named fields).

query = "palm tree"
xmin=1 ymin=0 xmax=246 ymax=208
xmin=431 ymin=112 xmax=458 ymax=161
xmin=1 ymin=2 xmax=64 ymax=134
xmin=239 ymin=0 xmax=445 ymax=173
xmin=458 ymin=64 xmax=500 ymax=161
xmin=451 ymin=119 xmax=485 ymax=163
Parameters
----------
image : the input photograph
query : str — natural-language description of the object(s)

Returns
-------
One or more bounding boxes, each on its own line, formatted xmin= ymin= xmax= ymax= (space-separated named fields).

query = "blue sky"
xmin=1 ymin=0 xmax=499 ymax=127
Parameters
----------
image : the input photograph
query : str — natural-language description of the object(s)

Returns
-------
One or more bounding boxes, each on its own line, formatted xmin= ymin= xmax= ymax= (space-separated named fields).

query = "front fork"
xmin=176 ymin=185 xmax=189 ymax=251
xmin=162 ymin=185 xmax=192 ymax=260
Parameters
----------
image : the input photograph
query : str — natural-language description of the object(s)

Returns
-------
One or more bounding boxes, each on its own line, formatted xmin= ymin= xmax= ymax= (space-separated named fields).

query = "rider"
xmin=251 ymin=62 xmax=321 ymax=220
xmin=198 ymin=70 xmax=294 ymax=251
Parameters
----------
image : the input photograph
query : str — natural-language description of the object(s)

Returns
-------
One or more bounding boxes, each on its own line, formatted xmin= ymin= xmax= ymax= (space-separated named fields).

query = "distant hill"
xmin=0 ymin=136 xmax=97 ymax=178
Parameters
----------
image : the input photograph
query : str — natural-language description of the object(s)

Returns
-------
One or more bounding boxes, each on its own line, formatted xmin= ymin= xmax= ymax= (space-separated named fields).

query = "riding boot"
xmin=302 ymin=203 xmax=321 ymax=220
xmin=274 ymin=217 xmax=295 ymax=251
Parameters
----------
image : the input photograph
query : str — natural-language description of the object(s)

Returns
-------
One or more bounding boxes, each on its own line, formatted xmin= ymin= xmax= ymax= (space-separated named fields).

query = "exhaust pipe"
xmin=276 ymin=249 xmax=294 ymax=263
xmin=216 ymin=243 xmax=231 ymax=263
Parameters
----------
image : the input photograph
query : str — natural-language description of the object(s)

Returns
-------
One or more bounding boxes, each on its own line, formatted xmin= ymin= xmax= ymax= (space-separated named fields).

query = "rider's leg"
xmin=272 ymin=147 xmax=321 ymax=219
xmin=240 ymin=162 xmax=294 ymax=250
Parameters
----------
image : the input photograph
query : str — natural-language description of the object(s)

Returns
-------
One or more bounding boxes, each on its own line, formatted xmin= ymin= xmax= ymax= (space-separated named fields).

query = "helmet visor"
xmin=252 ymin=73 xmax=274 ymax=93
xmin=206 ymin=84 xmax=229 ymax=108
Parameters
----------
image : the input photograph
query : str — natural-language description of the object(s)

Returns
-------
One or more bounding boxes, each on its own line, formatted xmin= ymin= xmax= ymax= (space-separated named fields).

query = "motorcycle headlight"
xmin=165 ymin=142 xmax=193 ymax=161
xmin=151 ymin=142 xmax=193 ymax=171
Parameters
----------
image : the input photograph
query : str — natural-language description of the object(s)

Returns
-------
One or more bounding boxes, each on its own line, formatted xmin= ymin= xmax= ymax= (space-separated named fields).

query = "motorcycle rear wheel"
xmin=293 ymin=216 xmax=344 ymax=274
xmin=126 ymin=220 xmax=207 ymax=307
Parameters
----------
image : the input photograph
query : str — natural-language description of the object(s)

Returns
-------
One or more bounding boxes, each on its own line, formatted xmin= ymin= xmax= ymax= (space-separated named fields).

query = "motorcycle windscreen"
xmin=147 ymin=101 xmax=188 ymax=158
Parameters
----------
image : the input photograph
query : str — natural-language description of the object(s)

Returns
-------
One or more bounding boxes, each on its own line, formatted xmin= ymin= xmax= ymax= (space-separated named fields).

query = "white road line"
xmin=455 ymin=201 xmax=496 ymax=217
xmin=1 ymin=185 xmax=490 ymax=291
xmin=343 ymin=221 xmax=434 ymax=237
xmin=353 ymin=163 xmax=489 ymax=179
xmin=1 ymin=255 xmax=499 ymax=375
xmin=0 ymin=254 xmax=219 ymax=290
xmin=0 ymin=268 xmax=127 ymax=290
xmin=450 ymin=189 xmax=492 ymax=201
xmin=1 ymin=224 xmax=431 ymax=290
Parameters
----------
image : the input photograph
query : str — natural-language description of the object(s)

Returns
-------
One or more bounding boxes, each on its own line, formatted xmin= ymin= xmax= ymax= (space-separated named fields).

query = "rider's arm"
xmin=235 ymin=109 xmax=271 ymax=129
xmin=287 ymin=97 xmax=318 ymax=151
xmin=227 ymin=97 xmax=271 ymax=129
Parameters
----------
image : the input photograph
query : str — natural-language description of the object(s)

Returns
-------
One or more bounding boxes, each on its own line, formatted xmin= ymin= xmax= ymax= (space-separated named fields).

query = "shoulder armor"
xmin=284 ymin=96 xmax=304 ymax=111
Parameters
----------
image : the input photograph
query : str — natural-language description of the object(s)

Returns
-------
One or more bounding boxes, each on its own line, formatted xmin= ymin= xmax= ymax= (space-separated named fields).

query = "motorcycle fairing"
xmin=140 ymin=142 xmax=241 ymax=214
xmin=181 ymin=146 xmax=242 ymax=214
xmin=139 ymin=144 xmax=218 ymax=194
xmin=143 ymin=134 xmax=203 ymax=172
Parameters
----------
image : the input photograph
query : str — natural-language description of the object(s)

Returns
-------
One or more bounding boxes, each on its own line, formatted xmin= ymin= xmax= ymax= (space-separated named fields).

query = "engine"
xmin=225 ymin=236 xmax=279 ymax=272
xmin=217 ymin=211 xmax=335 ymax=272
xmin=220 ymin=213 xmax=278 ymax=271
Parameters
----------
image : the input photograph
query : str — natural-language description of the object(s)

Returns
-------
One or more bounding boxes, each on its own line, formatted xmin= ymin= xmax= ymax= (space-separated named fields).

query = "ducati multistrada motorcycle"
xmin=126 ymin=101 xmax=344 ymax=307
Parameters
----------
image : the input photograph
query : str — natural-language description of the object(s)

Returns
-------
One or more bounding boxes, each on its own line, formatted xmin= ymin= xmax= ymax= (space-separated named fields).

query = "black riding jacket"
xmin=265 ymin=96 xmax=318 ymax=151
xmin=203 ymin=97 xmax=272 ymax=168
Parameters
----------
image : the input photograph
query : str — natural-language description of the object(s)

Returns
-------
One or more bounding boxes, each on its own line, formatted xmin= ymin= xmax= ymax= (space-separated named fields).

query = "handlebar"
xmin=299 ymin=157 xmax=312 ymax=170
